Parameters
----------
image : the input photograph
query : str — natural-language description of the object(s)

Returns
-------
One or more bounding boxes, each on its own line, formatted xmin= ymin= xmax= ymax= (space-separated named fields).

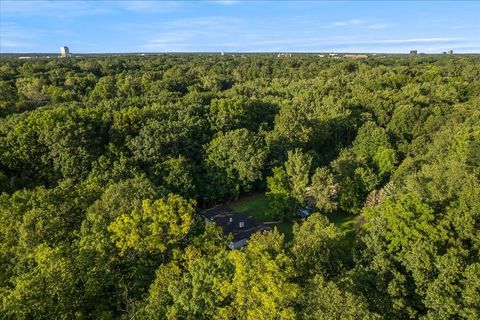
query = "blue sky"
xmin=1 ymin=0 xmax=479 ymax=53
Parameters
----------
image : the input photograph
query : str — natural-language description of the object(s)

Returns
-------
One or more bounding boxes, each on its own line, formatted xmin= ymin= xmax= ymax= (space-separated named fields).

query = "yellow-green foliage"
xmin=108 ymin=194 xmax=195 ymax=254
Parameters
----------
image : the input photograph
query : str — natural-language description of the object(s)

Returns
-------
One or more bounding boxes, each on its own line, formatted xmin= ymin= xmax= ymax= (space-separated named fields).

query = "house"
xmin=203 ymin=207 xmax=269 ymax=249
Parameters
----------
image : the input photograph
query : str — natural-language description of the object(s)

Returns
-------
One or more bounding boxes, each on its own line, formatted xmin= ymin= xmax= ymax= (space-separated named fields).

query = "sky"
xmin=1 ymin=0 xmax=479 ymax=53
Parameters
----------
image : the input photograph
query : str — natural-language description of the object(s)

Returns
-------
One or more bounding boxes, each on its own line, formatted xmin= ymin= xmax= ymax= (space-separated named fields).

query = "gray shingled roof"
xmin=203 ymin=206 xmax=269 ymax=242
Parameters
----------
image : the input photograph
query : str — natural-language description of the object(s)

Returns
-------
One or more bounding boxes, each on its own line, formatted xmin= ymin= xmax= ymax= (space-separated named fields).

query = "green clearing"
xmin=230 ymin=194 xmax=356 ymax=243
xmin=230 ymin=194 xmax=271 ymax=221
xmin=325 ymin=210 xmax=356 ymax=249
xmin=324 ymin=210 xmax=356 ymax=234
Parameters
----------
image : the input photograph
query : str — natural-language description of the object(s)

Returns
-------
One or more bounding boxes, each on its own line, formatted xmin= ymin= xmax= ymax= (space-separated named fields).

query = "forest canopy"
xmin=0 ymin=54 xmax=479 ymax=319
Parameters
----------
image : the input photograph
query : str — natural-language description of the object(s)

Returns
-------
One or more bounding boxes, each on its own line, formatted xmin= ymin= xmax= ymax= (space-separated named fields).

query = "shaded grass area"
xmin=324 ymin=210 xmax=355 ymax=234
xmin=230 ymin=194 xmax=271 ymax=221
xmin=325 ymin=210 xmax=356 ymax=259
xmin=230 ymin=194 xmax=356 ymax=244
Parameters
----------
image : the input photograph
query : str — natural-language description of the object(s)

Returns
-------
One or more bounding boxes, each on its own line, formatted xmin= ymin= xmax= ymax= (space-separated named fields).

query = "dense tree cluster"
xmin=0 ymin=54 xmax=479 ymax=319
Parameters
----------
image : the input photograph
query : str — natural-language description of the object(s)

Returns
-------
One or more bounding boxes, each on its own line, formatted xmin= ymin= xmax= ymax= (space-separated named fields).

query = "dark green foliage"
xmin=205 ymin=128 xmax=267 ymax=199
xmin=291 ymin=213 xmax=345 ymax=279
xmin=266 ymin=149 xmax=313 ymax=220
xmin=0 ymin=54 xmax=479 ymax=319
xmin=299 ymin=275 xmax=380 ymax=320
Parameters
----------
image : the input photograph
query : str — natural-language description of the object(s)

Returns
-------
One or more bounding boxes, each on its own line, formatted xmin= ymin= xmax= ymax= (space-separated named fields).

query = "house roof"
xmin=203 ymin=206 xmax=268 ymax=242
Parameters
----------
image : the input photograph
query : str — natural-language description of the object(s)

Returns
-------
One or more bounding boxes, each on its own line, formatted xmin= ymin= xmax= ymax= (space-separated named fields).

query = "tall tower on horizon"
xmin=60 ymin=46 xmax=70 ymax=57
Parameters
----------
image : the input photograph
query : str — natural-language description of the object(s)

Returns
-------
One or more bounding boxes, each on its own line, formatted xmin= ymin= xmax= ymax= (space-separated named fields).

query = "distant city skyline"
xmin=1 ymin=0 xmax=479 ymax=53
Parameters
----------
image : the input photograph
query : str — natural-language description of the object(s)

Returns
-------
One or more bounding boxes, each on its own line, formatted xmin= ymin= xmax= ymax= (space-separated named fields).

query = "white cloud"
xmin=0 ymin=22 xmax=36 ymax=51
xmin=331 ymin=19 xmax=365 ymax=27
xmin=365 ymin=37 xmax=460 ymax=44
xmin=220 ymin=36 xmax=465 ymax=52
xmin=167 ymin=16 xmax=243 ymax=28
xmin=209 ymin=0 xmax=239 ymax=5
xmin=0 ymin=39 xmax=28 ymax=48
xmin=1 ymin=0 xmax=114 ymax=17
xmin=367 ymin=23 xmax=392 ymax=29
xmin=0 ymin=22 xmax=30 ymax=39
xmin=0 ymin=0 xmax=178 ymax=17
xmin=329 ymin=20 xmax=392 ymax=30
xmin=116 ymin=1 xmax=179 ymax=13
xmin=142 ymin=16 xmax=245 ymax=51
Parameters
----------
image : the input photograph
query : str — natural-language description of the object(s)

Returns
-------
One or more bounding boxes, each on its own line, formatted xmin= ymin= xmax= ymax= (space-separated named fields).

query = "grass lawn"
xmin=324 ymin=210 xmax=356 ymax=234
xmin=230 ymin=194 xmax=271 ymax=222
xmin=325 ymin=210 xmax=356 ymax=250
xmin=229 ymin=193 xmax=356 ymax=244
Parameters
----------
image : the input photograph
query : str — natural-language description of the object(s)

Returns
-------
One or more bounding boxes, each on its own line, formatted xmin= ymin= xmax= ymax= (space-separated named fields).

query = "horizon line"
xmin=2 ymin=51 xmax=478 ymax=55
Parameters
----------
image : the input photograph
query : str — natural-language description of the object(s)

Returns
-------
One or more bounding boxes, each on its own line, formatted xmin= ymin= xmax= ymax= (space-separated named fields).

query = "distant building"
xmin=277 ymin=53 xmax=292 ymax=58
xmin=344 ymin=54 xmax=369 ymax=59
xmin=448 ymin=50 xmax=453 ymax=55
xmin=410 ymin=50 xmax=417 ymax=55
xmin=60 ymin=46 xmax=70 ymax=58
xmin=221 ymin=51 xmax=225 ymax=56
